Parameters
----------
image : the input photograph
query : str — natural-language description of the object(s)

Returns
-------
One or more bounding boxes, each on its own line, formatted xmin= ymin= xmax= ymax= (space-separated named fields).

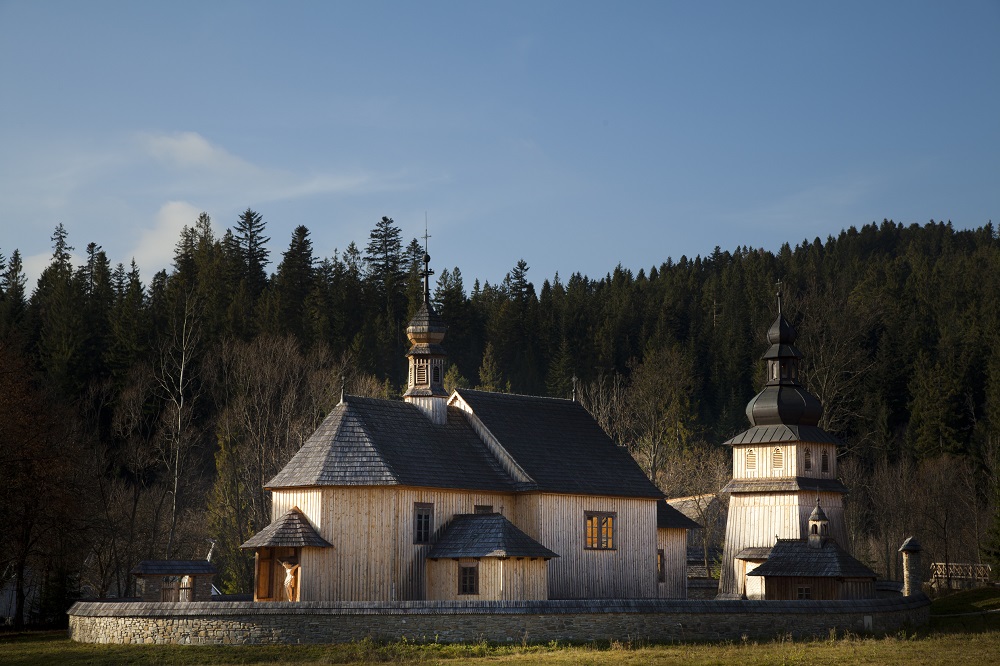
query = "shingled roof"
xmin=722 ymin=477 xmax=848 ymax=494
xmin=426 ymin=513 xmax=558 ymax=559
xmin=453 ymin=389 xmax=663 ymax=498
xmin=723 ymin=424 xmax=842 ymax=447
xmin=657 ymin=499 xmax=701 ymax=529
xmin=747 ymin=539 xmax=877 ymax=579
xmin=130 ymin=560 xmax=216 ymax=576
xmin=266 ymin=397 xmax=517 ymax=492
xmin=240 ymin=508 xmax=332 ymax=549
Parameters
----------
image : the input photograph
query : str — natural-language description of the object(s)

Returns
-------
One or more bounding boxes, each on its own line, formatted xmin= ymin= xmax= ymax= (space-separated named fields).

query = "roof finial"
xmin=776 ymin=279 xmax=783 ymax=315
xmin=422 ymin=216 xmax=433 ymax=305
xmin=572 ymin=374 xmax=578 ymax=402
xmin=340 ymin=374 xmax=346 ymax=405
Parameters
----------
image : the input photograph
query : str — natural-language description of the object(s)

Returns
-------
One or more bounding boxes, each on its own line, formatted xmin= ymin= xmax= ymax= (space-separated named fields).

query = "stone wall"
xmin=69 ymin=596 xmax=929 ymax=645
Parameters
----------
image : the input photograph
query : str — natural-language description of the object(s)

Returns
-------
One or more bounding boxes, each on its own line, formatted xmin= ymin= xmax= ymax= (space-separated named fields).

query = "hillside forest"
xmin=2 ymin=213 xmax=1000 ymax=627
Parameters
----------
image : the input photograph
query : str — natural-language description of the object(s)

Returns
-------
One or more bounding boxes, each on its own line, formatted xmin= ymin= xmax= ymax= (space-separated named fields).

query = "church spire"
xmin=403 ymin=229 xmax=448 ymax=424
xmin=744 ymin=284 xmax=824 ymax=427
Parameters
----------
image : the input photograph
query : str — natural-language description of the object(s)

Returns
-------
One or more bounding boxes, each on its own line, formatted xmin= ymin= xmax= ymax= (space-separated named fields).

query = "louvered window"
xmin=772 ymin=447 xmax=783 ymax=469
xmin=821 ymin=451 xmax=830 ymax=473
xmin=746 ymin=449 xmax=757 ymax=471
xmin=804 ymin=449 xmax=812 ymax=471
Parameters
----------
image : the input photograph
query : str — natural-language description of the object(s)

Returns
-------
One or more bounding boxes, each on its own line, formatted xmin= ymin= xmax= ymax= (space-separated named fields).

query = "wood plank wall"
xmin=533 ymin=494 xmax=658 ymax=600
xmin=719 ymin=490 xmax=846 ymax=597
xmin=270 ymin=487 xmax=661 ymax=601
xmin=657 ymin=528 xmax=688 ymax=599
xmin=732 ymin=443 xmax=838 ymax=481
xmin=426 ymin=557 xmax=548 ymax=601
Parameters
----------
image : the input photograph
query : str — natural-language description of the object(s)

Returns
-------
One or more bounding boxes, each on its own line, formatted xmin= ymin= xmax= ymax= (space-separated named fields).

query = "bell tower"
xmin=717 ymin=285 xmax=848 ymax=598
xmin=403 ymin=234 xmax=449 ymax=424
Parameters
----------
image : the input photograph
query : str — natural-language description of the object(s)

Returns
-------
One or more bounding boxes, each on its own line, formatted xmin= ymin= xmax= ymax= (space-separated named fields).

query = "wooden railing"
xmin=930 ymin=562 xmax=992 ymax=583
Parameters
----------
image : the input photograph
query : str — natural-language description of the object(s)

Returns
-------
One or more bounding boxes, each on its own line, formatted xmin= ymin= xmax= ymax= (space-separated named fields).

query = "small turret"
xmin=899 ymin=536 xmax=922 ymax=596
xmin=807 ymin=498 xmax=830 ymax=548
xmin=403 ymin=235 xmax=449 ymax=424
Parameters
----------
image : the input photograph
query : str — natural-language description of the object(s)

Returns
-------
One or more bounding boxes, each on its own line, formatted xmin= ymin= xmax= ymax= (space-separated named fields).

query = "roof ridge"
xmin=457 ymin=388 xmax=576 ymax=403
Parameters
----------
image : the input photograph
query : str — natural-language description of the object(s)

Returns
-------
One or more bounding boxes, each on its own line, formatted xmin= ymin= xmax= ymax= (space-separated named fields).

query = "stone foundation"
xmin=69 ymin=596 xmax=929 ymax=645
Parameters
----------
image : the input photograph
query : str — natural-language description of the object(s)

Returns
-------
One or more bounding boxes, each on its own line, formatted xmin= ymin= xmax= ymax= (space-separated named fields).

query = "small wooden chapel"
xmin=241 ymin=249 xmax=698 ymax=602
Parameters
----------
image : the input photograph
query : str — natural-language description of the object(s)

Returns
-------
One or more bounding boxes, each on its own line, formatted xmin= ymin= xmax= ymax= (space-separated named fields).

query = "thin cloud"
xmin=128 ymin=201 xmax=204 ymax=275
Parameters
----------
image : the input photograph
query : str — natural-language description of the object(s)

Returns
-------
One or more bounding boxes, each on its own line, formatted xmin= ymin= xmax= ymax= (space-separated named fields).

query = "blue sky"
xmin=1 ymin=1 xmax=998 ymax=289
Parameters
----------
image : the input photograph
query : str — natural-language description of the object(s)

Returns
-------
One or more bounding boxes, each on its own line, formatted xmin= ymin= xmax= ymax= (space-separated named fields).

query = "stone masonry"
xmin=69 ymin=597 xmax=930 ymax=645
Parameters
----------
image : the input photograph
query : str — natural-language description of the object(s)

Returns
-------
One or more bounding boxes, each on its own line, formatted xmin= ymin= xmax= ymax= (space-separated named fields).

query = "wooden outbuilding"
xmin=131 ymin=560 xmax=216 ymax=602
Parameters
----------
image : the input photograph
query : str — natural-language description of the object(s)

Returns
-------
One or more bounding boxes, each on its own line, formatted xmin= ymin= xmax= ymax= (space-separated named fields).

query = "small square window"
xmin=797 ymin=586 xmax=811 ymax=599
xmin=459 ymin=564 xmax=479 ymax=595
xmin=585 ymin=511 xmax=616 ymax=550
xmin=414 ymin=503 xmax=433 ymax=544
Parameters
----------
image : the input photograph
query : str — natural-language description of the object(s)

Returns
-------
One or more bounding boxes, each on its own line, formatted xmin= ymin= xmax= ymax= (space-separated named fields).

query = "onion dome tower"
xmin=717 ymin=285 xmax=849 ymax=598
xmin=403 ymin=244 xmax=449 ymax=425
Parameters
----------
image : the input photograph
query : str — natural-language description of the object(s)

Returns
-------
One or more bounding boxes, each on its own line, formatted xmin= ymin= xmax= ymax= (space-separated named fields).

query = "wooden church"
xmin=242 ymin=251 xmax=698 ymax=602
xmin=717 ymin=290 xmax=877 ymax=600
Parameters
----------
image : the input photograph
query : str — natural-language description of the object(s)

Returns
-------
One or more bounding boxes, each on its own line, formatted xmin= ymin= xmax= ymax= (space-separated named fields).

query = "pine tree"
xmin=0 ymin=249 xmax=27 ymax=335
xmin=233 ymin=208 xmax=270 ymax=301
xmin=272 ymin=225 xmax=316 ymax=343
xmin=477 ymin=342 xmax=503 ymax=392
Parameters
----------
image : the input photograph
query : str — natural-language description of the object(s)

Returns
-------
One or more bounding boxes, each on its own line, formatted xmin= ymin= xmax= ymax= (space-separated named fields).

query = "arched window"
xmin=772 ymin=447 xmax=783 ymax=469
xmin=811 ymin=524 xmax=818 ymax=535
xmin=804 ymin=449 xmax=812 ymax=471
xmin=821 ymin=451 xmax=830 ymax=473
xmin=432 ymin=366 xmax=440 ymax=383
xmin=821 ymin=523 xmax=829 ymax=536
xmin=746 ymin=449 xmax=757 ymax=471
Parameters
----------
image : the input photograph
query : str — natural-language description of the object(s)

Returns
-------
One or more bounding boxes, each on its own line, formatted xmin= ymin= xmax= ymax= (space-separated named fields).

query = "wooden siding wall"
xmin=426 ymin=557 xmax=548 ymax=601
xmin=719 ymin=490 xmax=847 ymax=597
xmin=527 ymin=494 xmax=658 ymax=600
xmin=764 ymin=576 xmax=838 ymax=601
xmin=732 ymin=443 xmax=838 ymax=481
xmin=273 ymin=487 xmax=513 ymax=601
xmin=657 ymin=528 xmax=688 ymax=599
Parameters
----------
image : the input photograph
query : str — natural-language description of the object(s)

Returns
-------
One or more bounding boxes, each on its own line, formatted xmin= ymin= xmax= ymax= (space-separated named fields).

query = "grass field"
xmin=2 ymin=589 xmax=998 ymax=666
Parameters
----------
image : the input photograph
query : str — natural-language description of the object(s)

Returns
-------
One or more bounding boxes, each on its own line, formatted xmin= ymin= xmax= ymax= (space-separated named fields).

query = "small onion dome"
xmin=406 ymin=301 xmax=447 ymax=346
xmin=745 ymin=384 xmax=824 ymax=426
xmin=809 ymin=499 xmax=828 ymax=523
xmin=767 ymin=310 xmax=798 ymax=346
xmin=898 ymin=536 xmax=922 ymax=553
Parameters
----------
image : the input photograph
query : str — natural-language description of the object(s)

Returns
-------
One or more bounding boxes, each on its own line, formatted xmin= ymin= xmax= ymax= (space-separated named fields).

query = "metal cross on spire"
xmin=776 ymin=279 xmax=783 ymax=314
xmin=421 ymin=215 xmax=434 ymax=304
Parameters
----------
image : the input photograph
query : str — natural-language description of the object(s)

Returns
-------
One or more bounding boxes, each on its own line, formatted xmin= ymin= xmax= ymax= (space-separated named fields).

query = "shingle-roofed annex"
xmin=266 ymin=396 xmax=517 ymax=492
xmin=657 ymin=499 xmax=701 ymax=530
xmin=240 ymin=508 xmax=332 ymax=549
xmin=427 ymin=513 xmax=558 ymax=560
xmin=747 ymin=539 xmax=877 ymax=579
xmin=721 ymin=477 xmax=848 ymax=494
xmin=453 ymin=389 xmax=663 ymax=499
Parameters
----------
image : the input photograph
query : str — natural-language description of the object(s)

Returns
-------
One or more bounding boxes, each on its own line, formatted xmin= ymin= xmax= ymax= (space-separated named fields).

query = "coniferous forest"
xmin=2 ymin=213 xmax=1000 ymax=626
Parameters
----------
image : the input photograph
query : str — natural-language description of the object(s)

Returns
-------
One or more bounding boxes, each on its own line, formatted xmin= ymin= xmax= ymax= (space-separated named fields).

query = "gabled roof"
xmin=747 ymin=539 xmax=877 ymax=579
xmin=453 ymin=389 xmax=662 ymax=499
xmin=266 ymin=397 xmax=517 ymax=492
xmin=131 ymin=560 xmax=216 ymax=576
xmin=657 ymin=499 xmax=701 ymax=529
xmin=426 ymin=513 xmax=558 ymax=559
xmin=240 ymin=508 xmax=331 ymax=549
xmin=722 ymin=477 xmax=848 ymax=494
